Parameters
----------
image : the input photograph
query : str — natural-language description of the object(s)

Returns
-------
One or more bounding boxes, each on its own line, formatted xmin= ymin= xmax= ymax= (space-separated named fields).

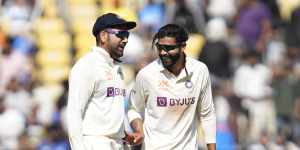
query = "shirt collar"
xmin=92 ymin=46 xmax=117 ymax=66
xmin=157 ymin=58 xmax=166 ymax=72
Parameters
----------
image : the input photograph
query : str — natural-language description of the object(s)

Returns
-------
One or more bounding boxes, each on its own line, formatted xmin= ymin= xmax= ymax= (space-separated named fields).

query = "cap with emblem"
xmin=92 ymin=13 xmax=136 ymax=37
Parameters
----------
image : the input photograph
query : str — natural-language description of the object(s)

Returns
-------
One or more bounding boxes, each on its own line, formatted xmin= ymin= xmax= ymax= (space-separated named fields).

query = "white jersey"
xmin=67 ymin=46 xmax=126 ymax=150
xmin=128 ymin=57 xmax=216 ymax=150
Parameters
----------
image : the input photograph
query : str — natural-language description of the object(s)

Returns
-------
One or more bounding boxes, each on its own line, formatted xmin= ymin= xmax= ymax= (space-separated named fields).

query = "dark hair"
xmin=152 ymin=24 xmax=189 ymax=49
xmin=96 ymin=34 xmax=100 ymax=45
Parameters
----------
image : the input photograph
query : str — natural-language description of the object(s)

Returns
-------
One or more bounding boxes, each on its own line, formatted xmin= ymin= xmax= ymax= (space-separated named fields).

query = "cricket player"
xmin=67 ymin=13 xmax=136 ymax=150
xmin=127 ymin=24 xmax=216 ymax=150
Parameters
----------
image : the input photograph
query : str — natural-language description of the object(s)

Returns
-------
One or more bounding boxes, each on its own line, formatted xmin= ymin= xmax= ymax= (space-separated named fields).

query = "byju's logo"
xmin=157 ymin=97 xmax=167 ymax=107
xmin=107 ymin=87 xmax=126 ymax=97
xmin=156 ymin=96 xmax=196 ymax=107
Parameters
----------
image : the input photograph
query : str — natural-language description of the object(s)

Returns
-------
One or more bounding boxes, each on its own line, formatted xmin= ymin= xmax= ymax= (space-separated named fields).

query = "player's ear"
xmin=99 ymin=30 xmax=108 ymax=43
xmin=180 ymin=43 xmax=186 ymax=51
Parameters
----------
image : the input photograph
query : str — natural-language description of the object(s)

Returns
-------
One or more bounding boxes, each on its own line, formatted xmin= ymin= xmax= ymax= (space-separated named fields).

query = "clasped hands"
xmin=123 ymin=131 xmax=144 ymax=145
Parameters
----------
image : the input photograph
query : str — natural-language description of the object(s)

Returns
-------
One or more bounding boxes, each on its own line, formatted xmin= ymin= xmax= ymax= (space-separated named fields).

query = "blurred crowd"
xmin=0 ymin=0 xmax=300 ymax=149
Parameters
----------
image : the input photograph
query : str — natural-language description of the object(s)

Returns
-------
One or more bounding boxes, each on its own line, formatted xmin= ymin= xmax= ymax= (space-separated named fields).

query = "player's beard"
xmin=107 ymin=37 xmax=124 ymax=59
xmin=159 ymin=52 xmax=181 ymax=68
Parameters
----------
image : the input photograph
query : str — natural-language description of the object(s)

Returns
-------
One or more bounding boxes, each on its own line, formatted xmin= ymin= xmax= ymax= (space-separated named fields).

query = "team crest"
xmin=158 ymin=80 xmax=169 ymax=90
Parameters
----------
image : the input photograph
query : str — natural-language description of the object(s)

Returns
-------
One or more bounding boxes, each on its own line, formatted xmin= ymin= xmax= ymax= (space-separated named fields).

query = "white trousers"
xmin=243 ymin=99 xmax=276 ymax=142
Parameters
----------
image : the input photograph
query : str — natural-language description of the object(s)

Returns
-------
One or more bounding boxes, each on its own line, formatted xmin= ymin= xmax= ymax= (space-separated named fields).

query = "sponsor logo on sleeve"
xmin=107 ymin=87 xmax=126 ymax=97
xmin=107 ymin=87 xmax=114 ymax=97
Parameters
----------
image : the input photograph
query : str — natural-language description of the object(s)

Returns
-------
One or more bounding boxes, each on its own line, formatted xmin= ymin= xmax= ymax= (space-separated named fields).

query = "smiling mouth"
xmin=160 ymin=56 xmax=172 ymax=63
xmin=119 ymin=44 xmax=126 ymax=49
xmin=118 ymin=45 xmax=124 ymax=50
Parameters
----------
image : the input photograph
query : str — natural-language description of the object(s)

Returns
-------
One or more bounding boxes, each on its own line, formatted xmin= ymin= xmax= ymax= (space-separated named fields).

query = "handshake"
xmin=123 ymin=131 xmax=144 ymax=145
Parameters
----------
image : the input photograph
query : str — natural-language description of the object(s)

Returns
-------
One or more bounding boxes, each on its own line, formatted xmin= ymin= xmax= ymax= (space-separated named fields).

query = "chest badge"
xmin=158 ymin=80 xmax=169 ymax=90
xmin=185 ymin=80 xmax=193 ymax=88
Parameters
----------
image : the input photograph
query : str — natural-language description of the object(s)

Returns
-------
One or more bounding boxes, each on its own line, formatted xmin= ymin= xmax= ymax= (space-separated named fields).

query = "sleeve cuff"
xmin=128 ymin=109 xmax=142 ymax=123
xmin=201 ymin=115 xmax=216 ymax=143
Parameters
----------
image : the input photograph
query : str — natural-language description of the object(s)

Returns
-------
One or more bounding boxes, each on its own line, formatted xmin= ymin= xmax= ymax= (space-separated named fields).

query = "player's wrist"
xmin=207 ymin=143 xmax=216 ymax=150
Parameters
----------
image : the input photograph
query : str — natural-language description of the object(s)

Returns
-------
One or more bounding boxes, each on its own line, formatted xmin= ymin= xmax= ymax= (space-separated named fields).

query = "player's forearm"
xmin=207 ymin=143 xmax=216 ymax=150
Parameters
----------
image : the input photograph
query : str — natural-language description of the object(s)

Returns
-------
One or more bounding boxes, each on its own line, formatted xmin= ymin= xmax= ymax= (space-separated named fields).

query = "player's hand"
xmin=132 ymin=131 xmax=144 ymax=145
xmin=123 ymin=131 xmax=135 ymax=144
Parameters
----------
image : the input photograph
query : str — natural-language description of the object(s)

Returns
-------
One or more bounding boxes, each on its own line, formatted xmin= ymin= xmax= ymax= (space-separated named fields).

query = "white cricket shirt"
xmin=67 ymin=46 xmax=126 ymax=150
xmin=128 ymin=57 xmax=216 ymax=150
xmin=233 ymin=63 xmax=272 ymax=100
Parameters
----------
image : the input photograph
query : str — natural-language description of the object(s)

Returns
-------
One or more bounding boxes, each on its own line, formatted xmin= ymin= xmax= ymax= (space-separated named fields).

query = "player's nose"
xmin=159 ymin=49 xmax=168 ymax=56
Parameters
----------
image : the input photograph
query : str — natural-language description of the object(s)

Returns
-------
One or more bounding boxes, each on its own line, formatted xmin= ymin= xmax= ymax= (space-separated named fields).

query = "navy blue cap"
xmin=92 ymin=13 xmax=136 ymax=37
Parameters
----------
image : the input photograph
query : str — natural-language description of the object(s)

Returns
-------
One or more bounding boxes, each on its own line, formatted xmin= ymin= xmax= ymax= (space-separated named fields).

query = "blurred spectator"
xmin=269 ymin=62 xmax=300 ymax=149
xmin=285 ymin=6 xmax=300 ymax=60
xmin=1 ymin=0 xmax=33 ymax=35
xmin=233 ymin=50 xmax=276 ymax=143
xmin=11 ymin=35 xmax=36 ymax=55
xmin=32 ymin=82 xmax=63 ymax=126
xmin=248 ymin=131 xmax=284 ymax=150
xmin=138 ymin=0 xmax=165 ymax=38
xmin=265 ymin=23 xmax=286 ymax=66
xmin=199 ymin=18 xmax=232 ymax=80
xmin=290 ymin=74 xmax=300 ymax=146
xmin=0 ymin=27 xmax=6 ymax=51
xmin=236 ymin=0 xmax=273 ymax=52
xmin=227 ymin=94 xmax=247 ymax=147
xmin=271 ymin=60 xmax=297 ymax=142
xmin=293 ymin=96 xmax=300 ymax=146
xmin=0 ymin=95 xmax=26 ymax=149
xmin=214 ymin=81 xmax=236 ymax=150
xmin=0 ymin=37 xmax=33 ymax=95
xmin=206 ymin=0 xmax=237 ymax=21
xmin=166 ymin=0 xmax=205 ymax=33
xmin=205 ymin=18 xmax=229 ymax=45
xmin=53 ymin=80 xmax=69 ymax=131
xmin=260 ymin=0 xmax=281 ymax=23
xmin=18 ymin=132 xmax=35 ymax=150
xmin=226 ymin=22 xmax=246 ymax=70
xmin=37 ymin=124 xmax=70 ymax=150
xmin=216 ymin=122 xmax=236 ymax=150
xmin=4 ymin=77 xmax=34 ymax=117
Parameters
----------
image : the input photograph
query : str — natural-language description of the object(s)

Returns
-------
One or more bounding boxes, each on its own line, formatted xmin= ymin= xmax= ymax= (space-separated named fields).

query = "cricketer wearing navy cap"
xmin=92 ymin=13 xmax=136 ymax=37
xmin=67 ymin=13 xmax=137 ymax=150
xmin=91 ymin=13 xmax=136 ymax=62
